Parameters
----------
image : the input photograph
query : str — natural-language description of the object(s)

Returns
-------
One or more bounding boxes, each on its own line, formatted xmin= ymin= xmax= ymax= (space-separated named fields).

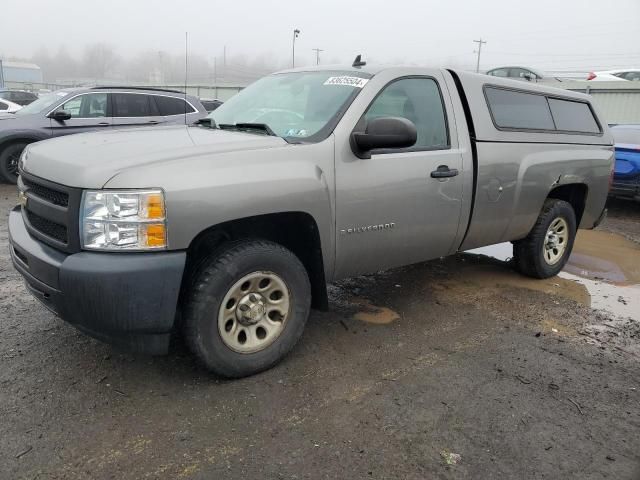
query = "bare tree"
xmin=82 ymin=43 xmax=119 ymax=80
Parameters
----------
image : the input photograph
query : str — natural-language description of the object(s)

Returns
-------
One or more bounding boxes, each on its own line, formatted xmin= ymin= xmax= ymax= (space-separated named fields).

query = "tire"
xmin=0 ymin=142 xmax=27 ymax=184
xmin=512 ymin=199 xmax=577 ymax=279
xmin=183 ymin=239 xmax=311 ymax=378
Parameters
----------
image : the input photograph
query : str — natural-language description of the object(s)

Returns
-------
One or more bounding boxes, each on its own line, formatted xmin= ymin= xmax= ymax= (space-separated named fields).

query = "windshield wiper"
xmin=195 ymin=118 xmax=217 ymax=129
xmin=218 ymin=123 xmax=277 ymax=136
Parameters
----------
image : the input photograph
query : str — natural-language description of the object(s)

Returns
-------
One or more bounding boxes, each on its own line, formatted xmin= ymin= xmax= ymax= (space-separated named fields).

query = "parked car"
xmin=587 ymin=69 xmax=640 ymax=81
xmin=0 ymin=86 xmax=207 ymax=183
xmin=9 ymin=65 xmax=612 ymax=377
xmin=200 ymin=98 xmax=223 ymax=112
xmin=0 ymin=98 xmax=22 ymax=113
xmin=486 ymin=66 xmax=544 ymax=82
xmin=0 ymin=89 xmax=38 ymax=106
xmin=609 ymin=124 xmax=640 ymax=199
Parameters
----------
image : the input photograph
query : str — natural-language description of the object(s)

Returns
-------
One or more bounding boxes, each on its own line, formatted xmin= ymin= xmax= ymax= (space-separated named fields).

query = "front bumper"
xmin=610 ymin=177 xmax=640 ymax=199
xmin=8 ymin=207 xmax=186 ymax=354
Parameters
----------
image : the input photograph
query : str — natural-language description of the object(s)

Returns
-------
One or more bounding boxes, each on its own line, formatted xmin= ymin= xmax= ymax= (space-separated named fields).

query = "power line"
xmin=312 ymin=48 xmax=324 ymax=65
xmin=473 ymin=38 xmax=487 ymax=73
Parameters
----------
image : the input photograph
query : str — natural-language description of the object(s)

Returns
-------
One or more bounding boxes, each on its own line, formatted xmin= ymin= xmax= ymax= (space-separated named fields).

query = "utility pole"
xmin=312 ymin=48 xmax=324 ymax=65
xmin=292 ymin=29 xmax=300 ymax=68
xmin=473 ymin=38 xmax=486 ymax=73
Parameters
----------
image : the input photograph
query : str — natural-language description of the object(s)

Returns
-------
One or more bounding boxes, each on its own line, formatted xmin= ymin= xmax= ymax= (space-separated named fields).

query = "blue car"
xmin=610 ymin=125 xmax=640 ymax=200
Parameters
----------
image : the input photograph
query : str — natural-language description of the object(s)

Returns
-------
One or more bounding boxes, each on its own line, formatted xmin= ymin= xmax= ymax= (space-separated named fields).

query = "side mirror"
xmin=50 ymin=110 xmax=72 ymax=121
xmin=351 ymin=117 xmax=417 ymax=159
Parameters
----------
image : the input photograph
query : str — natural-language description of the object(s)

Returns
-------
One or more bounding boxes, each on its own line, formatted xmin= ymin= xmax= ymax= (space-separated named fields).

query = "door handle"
xmin=148 ymin=120 xmax=160 ymax=125
xmin=97 ymin=122 xmax=110 ymax=126
xmin=430 ymin=165 xmax=459 ymax=178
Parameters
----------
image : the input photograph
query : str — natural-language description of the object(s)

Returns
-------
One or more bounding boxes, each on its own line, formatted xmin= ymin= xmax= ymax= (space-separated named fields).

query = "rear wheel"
xmin=512 ymin=199 xmax=577 ymax=279
xmin=0 ymin=142 xmax=27 ymax=184
xmin=183 ymin=239 xmax=311 ymax=378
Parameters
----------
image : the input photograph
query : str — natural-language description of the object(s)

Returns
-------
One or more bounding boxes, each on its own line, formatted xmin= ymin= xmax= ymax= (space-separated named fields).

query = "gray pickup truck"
xmin=9 ymin=64 xmax=613 ymax=377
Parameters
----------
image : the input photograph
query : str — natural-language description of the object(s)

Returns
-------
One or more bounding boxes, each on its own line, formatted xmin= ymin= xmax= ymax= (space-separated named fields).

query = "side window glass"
xmin=113 ymin=93 xmax=153 ymax=117
xmin=155 ymin=96 xmax=195 ymax=115
xmin=485 ymin=87 xmax=555 ymax=130
xmin=489 ymin=69 xmax=509 ymax=77
xmin=0 ymin=101 xmax=7 ymax=111
xmin=363 ymin=78 xmax=449 ymax=150
xmin=58 ymin=96 xmax=82 ymax=117
xmin=58 ymin=93 xmax=107 ymax=118
xmin=547 ymin=98 xmax=600 ymax=133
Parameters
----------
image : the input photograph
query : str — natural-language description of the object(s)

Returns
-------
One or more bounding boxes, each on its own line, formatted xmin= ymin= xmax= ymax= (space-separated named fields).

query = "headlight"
xmin=81 ymin=189 xmax=167 ymax=251
xmin=18 ymin=147 xmax=29 ymax=173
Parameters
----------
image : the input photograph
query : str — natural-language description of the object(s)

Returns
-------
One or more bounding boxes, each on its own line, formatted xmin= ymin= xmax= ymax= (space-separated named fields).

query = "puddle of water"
xmin=466 ymin=230 xmax=640 ymax=321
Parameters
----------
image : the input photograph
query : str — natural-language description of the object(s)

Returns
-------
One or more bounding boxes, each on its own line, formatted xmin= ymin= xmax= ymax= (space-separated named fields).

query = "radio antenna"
xmin=184 ymin=32 xmax=188 ymax=125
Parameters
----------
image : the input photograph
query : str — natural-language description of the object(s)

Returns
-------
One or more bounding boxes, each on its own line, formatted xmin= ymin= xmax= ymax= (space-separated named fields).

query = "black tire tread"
xmin=183 ymin=239 xmax=310 ymax=377
xmin=513 ymin=199 xmax=576 ymax=279
xmin=0 ymin=142 xmax=28 ymax=184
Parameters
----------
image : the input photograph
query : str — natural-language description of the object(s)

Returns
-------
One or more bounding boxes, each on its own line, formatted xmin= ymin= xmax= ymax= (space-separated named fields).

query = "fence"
xmin=4 ymin=81 xmax=246 ymax=101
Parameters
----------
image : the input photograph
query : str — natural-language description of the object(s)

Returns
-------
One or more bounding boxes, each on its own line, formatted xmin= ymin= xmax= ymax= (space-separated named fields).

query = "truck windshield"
xmin=207 ymin=71 xmax=372 ymax=141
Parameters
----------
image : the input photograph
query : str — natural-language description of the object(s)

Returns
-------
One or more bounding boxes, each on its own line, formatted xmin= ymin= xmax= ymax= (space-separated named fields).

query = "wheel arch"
xmin=0 ymin=134 xmax=42 ymax=150
xmin=182 ymin=211 xmax=328 ymax=311
xmin=546 ymin=183 xmax=588 ymax=227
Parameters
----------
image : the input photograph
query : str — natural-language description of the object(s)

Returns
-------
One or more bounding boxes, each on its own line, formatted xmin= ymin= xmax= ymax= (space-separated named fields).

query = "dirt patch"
xmin=438 ymin=257 xmax=591 ymax=307
xmin=350 ymin=297 xmax=401 ymax=324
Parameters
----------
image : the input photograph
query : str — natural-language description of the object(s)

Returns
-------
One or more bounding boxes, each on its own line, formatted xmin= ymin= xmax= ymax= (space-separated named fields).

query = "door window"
xmin=363 ymin=77 xmax=449 ymax=150
xmin=113 ymin=93 xmax=156 ymax=117
xmin=0 ymin=101 xmax=7 ymax=111
xmin=154 ymin=95 xmax=196 ymax=115
xmin=488 ymin=68 xmax=509 ymax=77
xmin=57 ymin=93 xmax=108 ymax=118
xmin=619 ymin=71 xmax=640 ymax=81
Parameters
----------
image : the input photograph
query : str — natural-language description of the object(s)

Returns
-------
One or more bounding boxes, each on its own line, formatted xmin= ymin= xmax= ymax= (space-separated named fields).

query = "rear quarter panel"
xmin=452 ymin=71 xmax=614 ymax=250
xmin=461 ymin=142 xmax=613 ymax=250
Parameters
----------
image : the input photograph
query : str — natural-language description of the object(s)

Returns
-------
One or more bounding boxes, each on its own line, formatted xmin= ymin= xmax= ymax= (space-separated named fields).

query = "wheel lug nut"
xmin=239 ymin=304 xmax=249 ymax=312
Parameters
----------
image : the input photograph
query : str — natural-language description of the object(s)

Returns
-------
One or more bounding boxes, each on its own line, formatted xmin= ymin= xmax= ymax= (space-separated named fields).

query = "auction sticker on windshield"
xmin=323 ymin=76 xmax=369 ymax=88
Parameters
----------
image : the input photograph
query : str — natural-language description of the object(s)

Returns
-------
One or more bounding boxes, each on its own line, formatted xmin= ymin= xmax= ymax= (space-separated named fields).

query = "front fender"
xmin=104 ymin=139 xmax=336 ymax=278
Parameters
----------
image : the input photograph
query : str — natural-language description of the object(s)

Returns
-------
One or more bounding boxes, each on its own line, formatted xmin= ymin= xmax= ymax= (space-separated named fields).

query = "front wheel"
xmin=512 ymin=199 xmax=577 ymax=279
xmin=183 ymin=240 xmax=311 ymax=378
xmin=0 ymin=142 xmax=27 ymax=184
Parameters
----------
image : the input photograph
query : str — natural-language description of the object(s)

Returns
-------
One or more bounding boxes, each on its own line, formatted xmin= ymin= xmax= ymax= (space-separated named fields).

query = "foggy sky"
xmin=1 ymin=0 xmax=638 ymax=72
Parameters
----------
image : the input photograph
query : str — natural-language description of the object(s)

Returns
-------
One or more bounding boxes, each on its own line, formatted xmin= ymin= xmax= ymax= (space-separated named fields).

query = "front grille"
xmin=20 ymin=172 xmax=81 ymax=253
xmin=26 ymin=211 xmax=68 ymax=243
xmin=22 ymin=178 xmax=69 ymax=207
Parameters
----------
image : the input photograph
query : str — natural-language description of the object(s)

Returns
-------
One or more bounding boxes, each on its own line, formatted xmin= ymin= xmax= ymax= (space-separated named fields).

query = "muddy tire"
xmin=512 ymin=199 xmax=577 ymax=279
xmin=183 ymin=239 xmax=311 ymax=378
xmin=0 ymin=142 xmax=27 ymax=184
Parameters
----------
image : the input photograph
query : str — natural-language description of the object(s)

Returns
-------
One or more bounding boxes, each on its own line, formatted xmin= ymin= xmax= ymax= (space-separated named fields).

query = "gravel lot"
xmin=1 ymin=183 xmax=638 ymax=480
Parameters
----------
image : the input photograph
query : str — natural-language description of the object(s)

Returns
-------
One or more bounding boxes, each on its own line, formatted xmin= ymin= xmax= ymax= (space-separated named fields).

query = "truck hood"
xmin=22 ymin=125 xmax=288 ymax=188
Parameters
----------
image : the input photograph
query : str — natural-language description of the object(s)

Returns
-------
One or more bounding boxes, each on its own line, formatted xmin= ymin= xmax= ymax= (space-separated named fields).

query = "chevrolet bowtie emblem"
xmin=18 ymin=191 xmax=27 ymax=208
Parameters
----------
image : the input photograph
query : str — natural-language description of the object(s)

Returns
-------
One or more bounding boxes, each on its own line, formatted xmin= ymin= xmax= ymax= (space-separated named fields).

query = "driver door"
xmin=334 ymin=75 xmax=464 ymax=278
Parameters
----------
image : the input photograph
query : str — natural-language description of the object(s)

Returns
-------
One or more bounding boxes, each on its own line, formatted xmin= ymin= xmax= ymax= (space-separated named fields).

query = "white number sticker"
xmin=323 ymin=76 xmax=369 ymax=88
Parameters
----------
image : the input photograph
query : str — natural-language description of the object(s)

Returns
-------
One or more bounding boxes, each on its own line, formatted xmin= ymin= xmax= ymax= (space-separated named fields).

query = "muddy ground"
xmin=1 ymin=184 xmax=638 ymax=480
